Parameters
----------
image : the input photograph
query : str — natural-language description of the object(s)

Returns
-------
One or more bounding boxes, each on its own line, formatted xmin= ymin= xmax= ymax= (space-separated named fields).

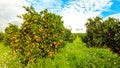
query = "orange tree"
xmin=10 ymin=6 xmax=67 ymax=65
xmin=102 ymin=18 xmax=120 ymax=54
xmin=83 ymin=17 xmax=120 ymax=55
xmin=83 ymin=17 xmax=103 ymax=47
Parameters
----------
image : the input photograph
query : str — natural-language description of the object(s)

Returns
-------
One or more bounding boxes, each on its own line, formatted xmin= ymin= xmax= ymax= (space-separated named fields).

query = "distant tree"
xmin=0 ymin=32 xmax=5 ymax=42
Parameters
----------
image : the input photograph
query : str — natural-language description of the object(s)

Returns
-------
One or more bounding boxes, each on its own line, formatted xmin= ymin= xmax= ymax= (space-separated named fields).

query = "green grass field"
xmin=0 ymin=38 xmax=120 ymax=68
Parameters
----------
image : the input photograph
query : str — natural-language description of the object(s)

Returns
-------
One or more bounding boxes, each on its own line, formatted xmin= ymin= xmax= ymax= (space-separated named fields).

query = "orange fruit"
xmin=39 ymin=28 xmax=43 ymax=32
xmin=29 ymin=58 xmax=35 ymax=62
xmin=15 ymin=39 xmax=19 ymax=43
xmin=50 ymin=44 xmax=53 ymax=46
xmin=48 ymin=52 xmax=52 ymax=57
xmin=28 ymin=37 xmax=32 ymax=40
xmin=13 ymin=44 xmax=18 ymax=46
xmin=48 ymin=34 xmax=51 ymax=37
xmin=53 ymin=41 xmax=57 ymax=45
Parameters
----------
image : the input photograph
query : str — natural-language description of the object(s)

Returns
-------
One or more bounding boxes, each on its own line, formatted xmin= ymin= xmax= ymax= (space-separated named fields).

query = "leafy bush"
xmin=64 ymin=29 xmax=76 ymax=43
xmin=10 ymin=6 xmax=67 ymax=65
xmin=4 ymin=23 xmax=19 ymax=45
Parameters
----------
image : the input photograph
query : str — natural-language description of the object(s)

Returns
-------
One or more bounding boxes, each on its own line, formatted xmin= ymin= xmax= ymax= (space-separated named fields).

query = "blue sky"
xmin=102 ymin=0 xmax=120 ymax=17
xmin=0 ymin=0 xmax=120 ymax=33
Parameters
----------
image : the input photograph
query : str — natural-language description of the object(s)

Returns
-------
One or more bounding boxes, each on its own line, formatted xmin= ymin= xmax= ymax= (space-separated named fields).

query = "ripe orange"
xmin=53 ymin=41 xmax=57 ymax=45
xmin=48 ymin=34 xmax=51 ymax=37
xmin=39 ymin=28 xmax=43 ymax=32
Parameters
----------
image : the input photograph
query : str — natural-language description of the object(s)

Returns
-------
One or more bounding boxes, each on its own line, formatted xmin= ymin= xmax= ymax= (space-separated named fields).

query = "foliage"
xmin=83 ymin=16 xmax=120 ymax=54
xmin=75 ymin=33 xmax=86 ymax=39
xmin=4 ymin=23 xmax=19 ymax=45
xmin=83 ymin=17 xmax=104 ymax=47
xmin=0 ymin=32 xmax=5 ymax=42
xmin=0 ymin=42 xmax=23 ymax=68
xmin=10 ymin=6 xmax=67 ymax=65
xmin=103 ymin=18 xmax=120 ymax=54
xmin=64 ymin=33 xmax=86 ymax=43
xmin=64 ymin=29 xmax=75 ymax=43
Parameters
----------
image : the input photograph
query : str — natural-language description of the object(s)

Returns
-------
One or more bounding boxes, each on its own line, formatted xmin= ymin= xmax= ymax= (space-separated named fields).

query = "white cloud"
xmin=0 ymin=0 xmax=113 ymax=33
xmin=0 ymin=0 xmax=29 ymax=31
xmin=60 ymin=0 xmax=112 ymax=33
xmin=106 ymin=13 xmax=120 ymax=19
xmin=27 ymin=0 xmax=112 ymax=33
xmin=104 ymin=13 xmax=120 ymax=22
xmin=0 ymin=0 xmax=63 ymax=31
xmin=28 ymin=0 xmax=63 ymax=12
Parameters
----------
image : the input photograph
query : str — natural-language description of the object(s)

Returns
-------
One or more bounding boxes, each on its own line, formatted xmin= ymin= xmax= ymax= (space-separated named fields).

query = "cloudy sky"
xmin=0 ymin=0 xmax=120 ymax=33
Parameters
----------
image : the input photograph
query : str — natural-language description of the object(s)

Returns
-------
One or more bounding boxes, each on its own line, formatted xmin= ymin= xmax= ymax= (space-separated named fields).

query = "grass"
xmin=56 ymin=38 xmax=120 ymax=68
xmin=0 ymin=38 xmax=120 ymax=68
xmin=0 ymin=42 xmax=23 ymax=68
xmin=0 ymin=42 xmax=12 ymax=67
